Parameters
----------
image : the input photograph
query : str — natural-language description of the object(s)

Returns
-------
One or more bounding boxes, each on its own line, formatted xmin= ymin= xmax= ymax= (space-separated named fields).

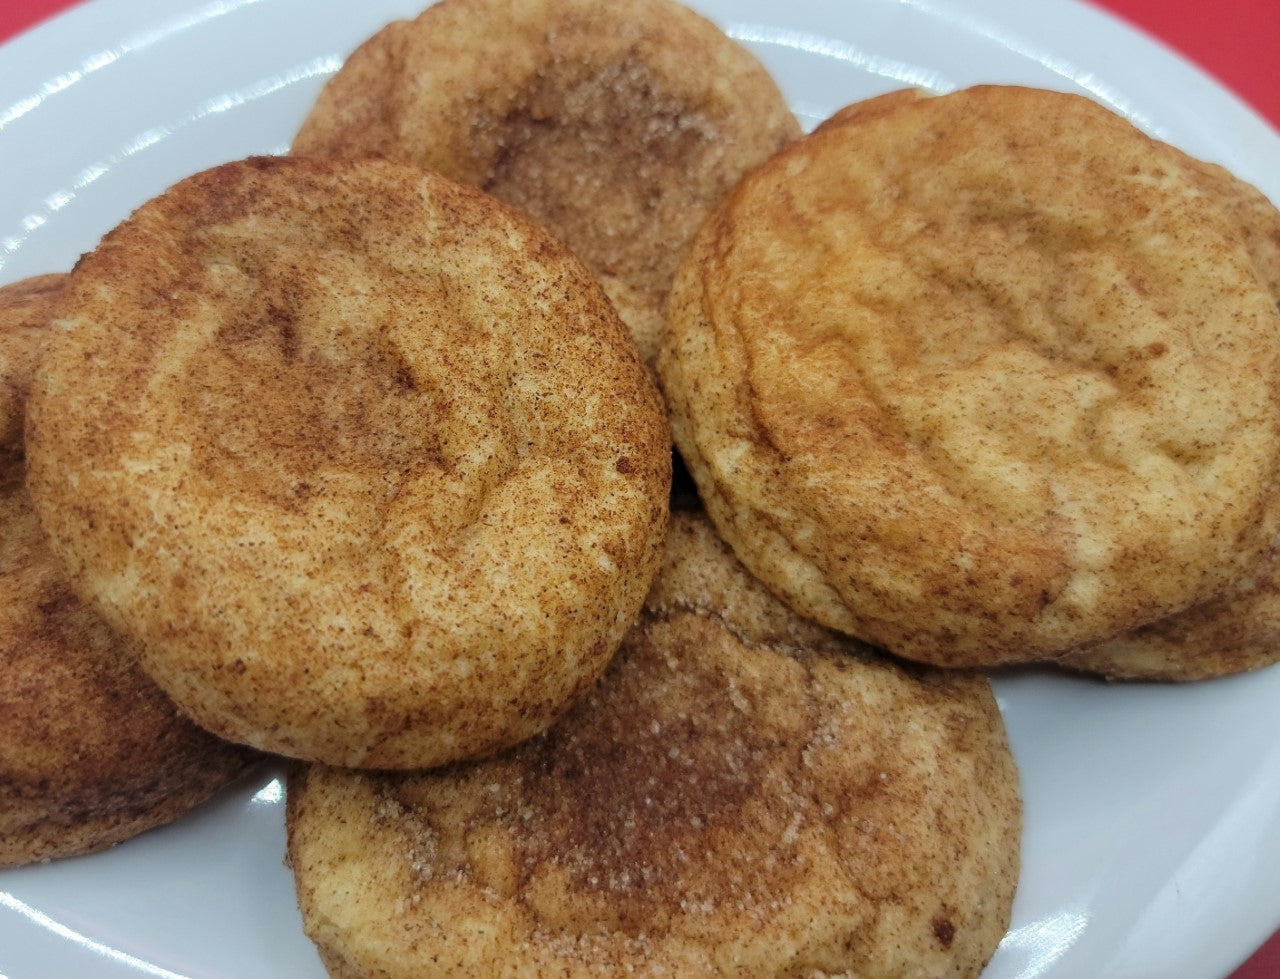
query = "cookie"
xmin=292 ymin=0 xmax=800 ymax=365
xmin=286 ymin=513 xmax=1021 ymax=978
xmin=25 ymin=156 xmax=670 ymax=769
xmin=658 ymin=85 xmax=1280 ymax=668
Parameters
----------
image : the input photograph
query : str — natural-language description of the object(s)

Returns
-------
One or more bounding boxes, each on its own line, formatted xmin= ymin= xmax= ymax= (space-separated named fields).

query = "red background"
xmin=1 ymin=0 xmax=1278 ymax=975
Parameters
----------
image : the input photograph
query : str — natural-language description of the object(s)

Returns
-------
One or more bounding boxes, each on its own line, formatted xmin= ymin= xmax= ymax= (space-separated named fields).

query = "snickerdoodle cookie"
xmin=286 ymin=513 xmax=1020 ymax=977
xmin=0 ymin=274 xmax=254 ymax=867
xmin=25 ymin=156 xmax=670 ymax=770
xmin=658 ymin=85 xmax=1280 ymax=669
xmin=291 ymin=0 xmax=800 ymax=365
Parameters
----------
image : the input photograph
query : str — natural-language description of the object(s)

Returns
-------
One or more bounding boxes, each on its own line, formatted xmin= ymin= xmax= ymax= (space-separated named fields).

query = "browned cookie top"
xmin=25 ymin=156 xmax=671 ymax=769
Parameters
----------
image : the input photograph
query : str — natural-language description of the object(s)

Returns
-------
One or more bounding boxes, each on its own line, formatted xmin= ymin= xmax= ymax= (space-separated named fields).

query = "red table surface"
xmin=1 ymin=0 xmax=1277 ymax=976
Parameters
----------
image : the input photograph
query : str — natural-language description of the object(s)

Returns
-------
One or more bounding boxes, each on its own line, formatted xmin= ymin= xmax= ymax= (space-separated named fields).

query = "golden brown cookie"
xmin=0 ymin=274 xmax=255 ymax=868
xmin=286 ymin=513 xmax=1021 ymax=978
xmin=25 ymin=156 xmax=670 ymax=770
xmin=658 ymin=85 xmax=1280 ymax=669
xmin=291 ymin=0 xmax=800 ymax=365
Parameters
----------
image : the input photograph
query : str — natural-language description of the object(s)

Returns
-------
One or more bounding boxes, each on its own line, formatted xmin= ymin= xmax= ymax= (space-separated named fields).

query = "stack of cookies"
xmin=5 ymin=0 xmax=1279 ymax=976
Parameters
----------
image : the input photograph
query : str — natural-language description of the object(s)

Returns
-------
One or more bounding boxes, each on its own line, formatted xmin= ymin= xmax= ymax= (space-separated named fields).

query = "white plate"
xmin=2 ymin=1 xmax=1279 ymax=976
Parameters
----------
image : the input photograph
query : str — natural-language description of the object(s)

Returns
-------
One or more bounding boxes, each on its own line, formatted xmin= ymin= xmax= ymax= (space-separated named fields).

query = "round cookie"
xmin=286 ymin=513 xmax=1021 ymax=978
xmin=291 ymin=0 xmax=800 ymax=365
xmin=658 ymin=85 xmax=1280 ymax=669
xmin=25 ymin=156 xmax=671 ymax=770
xmin=0 ymin=274 xmax=255 ymax=867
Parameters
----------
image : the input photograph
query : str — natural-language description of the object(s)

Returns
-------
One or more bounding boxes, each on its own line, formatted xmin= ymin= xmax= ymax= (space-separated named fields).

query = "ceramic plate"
xmin=2 ymin=1 xmax=1279 ymax=976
